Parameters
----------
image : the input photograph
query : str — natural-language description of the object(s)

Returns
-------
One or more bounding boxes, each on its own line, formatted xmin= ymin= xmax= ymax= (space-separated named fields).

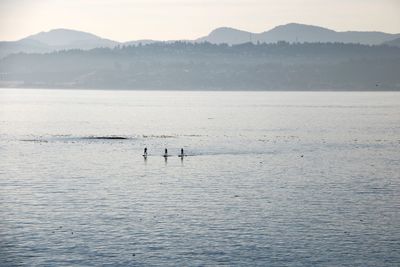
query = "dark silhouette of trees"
xmin=1 ymin=42 xmax=399 ymax=90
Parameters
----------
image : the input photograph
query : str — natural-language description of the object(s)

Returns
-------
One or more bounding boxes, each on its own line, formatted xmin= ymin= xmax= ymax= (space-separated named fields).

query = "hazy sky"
xmin=0 ymin=0 xmax=399 ymax=41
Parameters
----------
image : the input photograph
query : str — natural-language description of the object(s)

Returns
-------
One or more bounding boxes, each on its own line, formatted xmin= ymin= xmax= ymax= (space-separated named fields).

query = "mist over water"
xmin=1 ymin=89 xmax=399 ymax=266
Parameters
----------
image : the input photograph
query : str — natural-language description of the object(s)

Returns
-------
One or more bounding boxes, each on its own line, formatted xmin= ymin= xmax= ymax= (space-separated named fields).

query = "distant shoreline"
xmin=1 ymin=43 xmax=399 ymax=91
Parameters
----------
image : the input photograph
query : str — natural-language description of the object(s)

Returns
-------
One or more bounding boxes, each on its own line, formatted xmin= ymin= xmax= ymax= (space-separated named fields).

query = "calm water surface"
xmin=0 ymin=89 xmax=399 ymax=266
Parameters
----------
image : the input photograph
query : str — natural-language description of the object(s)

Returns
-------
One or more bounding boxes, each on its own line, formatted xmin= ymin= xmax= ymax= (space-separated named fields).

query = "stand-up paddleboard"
xmin=178 ymin=148 xmax=186 ymax=158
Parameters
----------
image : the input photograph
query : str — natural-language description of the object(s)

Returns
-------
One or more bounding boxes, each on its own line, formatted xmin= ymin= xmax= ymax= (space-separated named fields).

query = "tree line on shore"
xmin=0 ymin=41 xmax=399 ymax=90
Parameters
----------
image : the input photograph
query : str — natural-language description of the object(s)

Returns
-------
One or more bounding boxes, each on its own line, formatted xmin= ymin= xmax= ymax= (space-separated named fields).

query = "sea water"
xmin=0 ymin=89 xmax=399 ymax=266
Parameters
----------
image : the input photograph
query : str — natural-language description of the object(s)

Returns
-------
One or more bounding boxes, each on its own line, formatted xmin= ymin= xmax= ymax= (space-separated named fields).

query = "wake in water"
xmin=19 ymin=134 xmax=205 ymax=142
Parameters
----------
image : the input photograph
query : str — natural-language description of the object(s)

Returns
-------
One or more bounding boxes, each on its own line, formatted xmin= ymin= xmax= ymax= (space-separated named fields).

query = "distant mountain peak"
xmin=197 ymin=27 xmax=253 ymax=44
xmin=269 ymin=23 xmax=336 ymax=33
xmin=209 ymin=27 xmax=250 ymax=33
xmin=22 ymin=28 xmax=103 ymax=46
xmin=17 ymin=28 xmax=119 ymax=49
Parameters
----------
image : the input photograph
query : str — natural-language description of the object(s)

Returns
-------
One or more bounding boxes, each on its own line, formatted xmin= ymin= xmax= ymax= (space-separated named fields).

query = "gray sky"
xmin=0 ymin=0 xmax=399 ymax=41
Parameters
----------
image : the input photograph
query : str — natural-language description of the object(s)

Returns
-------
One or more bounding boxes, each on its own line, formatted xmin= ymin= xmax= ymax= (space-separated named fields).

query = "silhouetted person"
xmin=144 ymin=147 xmax=147 ymax=156
xmin=164 ymin=148 xmax=168 ymax=157
xmin=180 ymin=148 xmax=184 ymax=156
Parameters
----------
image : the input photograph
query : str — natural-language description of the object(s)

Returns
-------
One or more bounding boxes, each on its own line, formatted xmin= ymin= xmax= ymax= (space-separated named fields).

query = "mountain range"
xmin=197 ymin=24 xmax=400 ymax=45
xmin=1 ymin=23 xmax=399 ymax=58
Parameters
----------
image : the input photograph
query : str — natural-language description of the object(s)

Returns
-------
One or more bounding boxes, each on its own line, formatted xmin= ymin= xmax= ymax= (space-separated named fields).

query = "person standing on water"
xmin=180 ymin=148 xmax=184 ymax=157
xmin=164 ymin=148 xmax=168 ymax=157
xmin=144 ymin=147 xmax=148 ymax=156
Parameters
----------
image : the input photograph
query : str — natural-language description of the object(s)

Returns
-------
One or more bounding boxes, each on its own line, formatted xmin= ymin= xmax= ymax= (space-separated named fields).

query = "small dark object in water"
xmin=178 ymin=148 xmax=186 ymax=158
xmin=234 ymin=195 xmax=239 ymax=198
xmin=301 ymin=155 xmax=304 ymax=157
xmin=132 ymin=253 xmax=136 ymax=257
xmin=90 ymin=136 xmax=127 ymax=140
xmin=71 ymin=232 xmax=74 ymax=235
